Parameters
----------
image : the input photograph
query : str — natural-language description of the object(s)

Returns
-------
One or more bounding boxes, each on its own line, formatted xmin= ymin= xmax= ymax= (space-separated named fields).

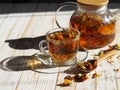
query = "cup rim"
xmin=46 ymin=27 xmax=80 ymax=42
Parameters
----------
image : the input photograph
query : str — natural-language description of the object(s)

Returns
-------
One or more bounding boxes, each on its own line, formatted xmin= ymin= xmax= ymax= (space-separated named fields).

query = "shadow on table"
xmin=0 ymin=54 xmax=56 ymax=72
xmin=0 ymin=55 xmax=36 ymax=71
xmin=0 ymin=53 xmax=82 ymax=74
xmin=0 ymin=54 xmax=87 ymax=75
xmin=5 ymin=35 xmax=46 ymax=50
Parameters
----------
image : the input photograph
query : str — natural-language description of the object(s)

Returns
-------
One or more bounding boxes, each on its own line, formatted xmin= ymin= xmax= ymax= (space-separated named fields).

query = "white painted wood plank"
xmin=0 ymin=4 xmax=37 ymax=48
xmin=0 ymin=4 xmax=38 ymax=90
xmin=0 ymin=3 xmax=37 ymax=58
xmin=21 ymin=3 xmax=58 ymax=38
xmin=0 ymin=3 xmax=120 ymax=90
xmin=7 ymin=4 xmax=37 ymax=39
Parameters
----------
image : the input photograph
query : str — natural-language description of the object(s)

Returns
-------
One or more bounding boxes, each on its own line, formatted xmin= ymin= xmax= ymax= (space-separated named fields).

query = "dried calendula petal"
xmin=64 ymin=75 xmax=73 ymax=80
xmin=115 ymin=44 xmax=120 ymax=50
xmin=107 ymin=44 xmax=120 ymax=50
xmin=92 ymin=73 xmax=100 ymax=79
xmin=98 ymin=51 xmax=105 ymax=57
xmin=113 ymin=68 xmax=119 ymax=73
xmin=117 ymin=55 xmax=120 ymax=60
xmin=107 ymin=60 xmax=114 ymax=64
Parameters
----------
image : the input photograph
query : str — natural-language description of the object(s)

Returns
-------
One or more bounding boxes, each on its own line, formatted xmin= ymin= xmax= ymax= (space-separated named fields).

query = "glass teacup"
xmin=37 ymin=28 xmax=80 ymax=66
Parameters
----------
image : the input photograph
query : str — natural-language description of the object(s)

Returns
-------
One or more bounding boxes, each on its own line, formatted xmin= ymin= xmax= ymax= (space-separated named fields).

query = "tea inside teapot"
xmin=70 ymin=13 xmax=115 ymax=49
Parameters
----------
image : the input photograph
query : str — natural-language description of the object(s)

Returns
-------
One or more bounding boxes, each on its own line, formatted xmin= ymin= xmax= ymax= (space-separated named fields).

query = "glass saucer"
xmin=33 ymin=51 xmax=88 ymax=74
xmin=33 ymin=54 xmax=77 ymax=74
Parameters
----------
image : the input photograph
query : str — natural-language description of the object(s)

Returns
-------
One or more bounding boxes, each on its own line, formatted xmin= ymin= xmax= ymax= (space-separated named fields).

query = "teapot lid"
xmin=77 ymin=0 xmax=109 ymax=6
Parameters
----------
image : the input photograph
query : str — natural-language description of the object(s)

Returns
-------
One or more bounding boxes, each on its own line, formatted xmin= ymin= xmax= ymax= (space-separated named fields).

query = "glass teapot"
xmin=55 ymin=0 xmax=118 ymax=49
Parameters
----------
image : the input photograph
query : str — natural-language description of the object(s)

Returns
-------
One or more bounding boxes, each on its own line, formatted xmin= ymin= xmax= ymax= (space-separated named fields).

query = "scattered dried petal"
xmin=57 ymin=79 xmax=72 ymax=87
xmin=115 ymin=44 xmax=120 ymax=50
xmin=64 ymin=75 xmax=73 ymax=80
xmin=113 ymin=68 xmax=119 ymax=73
xmin=98 ymin=51 xmax=105 ymax=57
xmin=92 ymin=73 xmax=100 ymax=79
xmin=107 ymin=60 xmax=114 ymax=64
xmin=76 ymin=62 xmax=86 ymax=71
xmin=117 ymin=56 xmax=120 ymax=60
xmin=58 ymin=44 xmax=120 ymax=87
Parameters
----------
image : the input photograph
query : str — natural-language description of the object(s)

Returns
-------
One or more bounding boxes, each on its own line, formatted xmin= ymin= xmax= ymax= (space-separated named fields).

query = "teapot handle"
xmin=55 ymin=2 xmax=77 ymax=28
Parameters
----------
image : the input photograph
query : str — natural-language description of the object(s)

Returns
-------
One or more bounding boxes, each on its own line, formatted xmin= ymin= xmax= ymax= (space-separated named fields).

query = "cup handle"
xmin=39 ymin=40 xmax=49 ymax=56
xmin=35 ymin=40 xmax=52 ymax=65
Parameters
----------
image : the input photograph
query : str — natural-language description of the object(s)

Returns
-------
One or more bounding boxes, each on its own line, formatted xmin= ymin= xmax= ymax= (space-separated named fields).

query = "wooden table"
xmin=0 ymin=3 xmax=120 ymax=90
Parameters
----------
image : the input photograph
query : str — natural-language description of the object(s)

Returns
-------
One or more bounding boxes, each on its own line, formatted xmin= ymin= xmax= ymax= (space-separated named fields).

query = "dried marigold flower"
xmin=62 ymin=79 xmax=72 ymax=86
xmin=74 ymin=74 xmax=88 ymax=82
xmin=57 ymin=75 xmax=73 ymax=87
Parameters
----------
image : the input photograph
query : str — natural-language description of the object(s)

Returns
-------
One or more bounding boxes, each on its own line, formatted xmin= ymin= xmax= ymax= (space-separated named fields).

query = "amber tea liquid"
xmin=47 ymin=30 xmax=79 ymax=64
xmin=70 ymin=14 xmax=115 ymax=49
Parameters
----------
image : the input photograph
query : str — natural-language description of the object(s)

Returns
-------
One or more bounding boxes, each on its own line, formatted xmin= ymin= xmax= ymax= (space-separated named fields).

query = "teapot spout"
xmin=111 ymin=9 xmax=120 ymax=18
xmin=112 ymin=9 xmax=120 ymax=15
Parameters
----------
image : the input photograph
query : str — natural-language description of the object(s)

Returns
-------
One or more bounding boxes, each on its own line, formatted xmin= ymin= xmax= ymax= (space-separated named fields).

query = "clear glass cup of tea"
xmin=36 ymin=28 xmax=88 ymax=67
